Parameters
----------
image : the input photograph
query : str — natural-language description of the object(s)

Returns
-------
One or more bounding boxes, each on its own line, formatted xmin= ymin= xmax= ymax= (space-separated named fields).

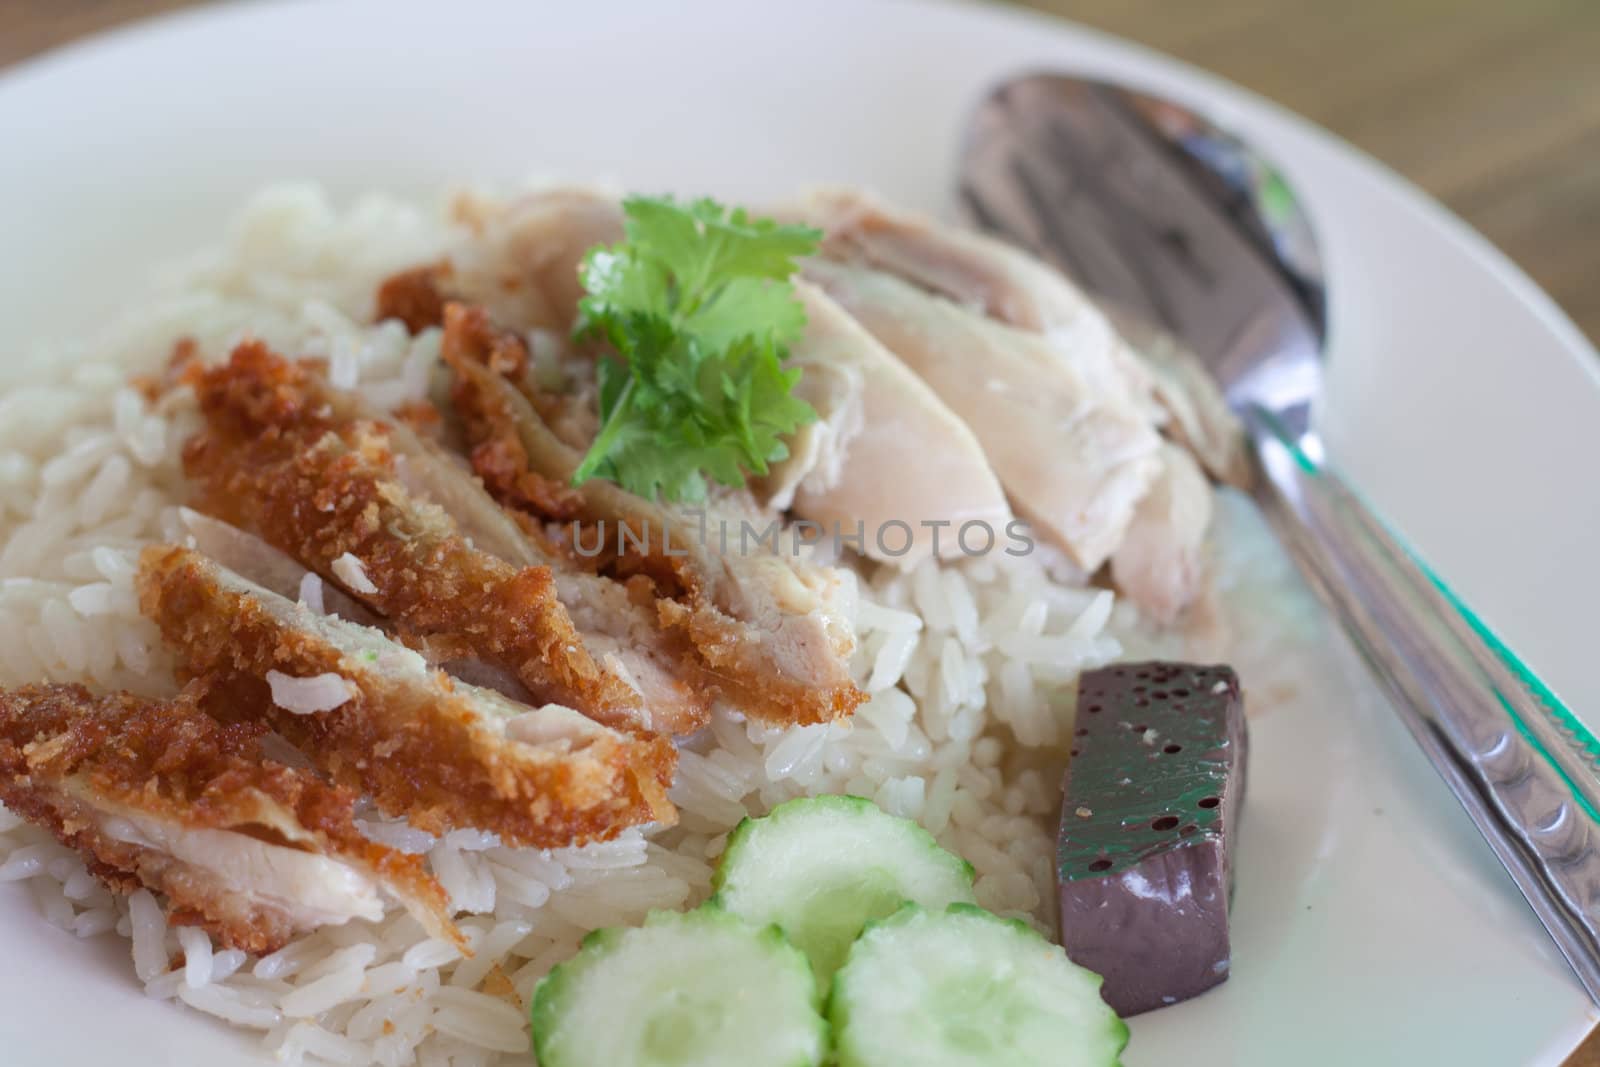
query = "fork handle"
xmin=1245 ymin=405 xmax=1600 ymax=1003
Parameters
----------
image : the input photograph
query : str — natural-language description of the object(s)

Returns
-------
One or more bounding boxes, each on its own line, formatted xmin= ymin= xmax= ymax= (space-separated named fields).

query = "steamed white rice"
xmin=0 ymin=185 xmax=1296 ymax=1065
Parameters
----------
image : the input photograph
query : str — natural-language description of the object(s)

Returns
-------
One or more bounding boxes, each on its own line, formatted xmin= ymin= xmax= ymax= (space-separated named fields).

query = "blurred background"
xmin=2 ymin=0 xmax=1596 ymax=345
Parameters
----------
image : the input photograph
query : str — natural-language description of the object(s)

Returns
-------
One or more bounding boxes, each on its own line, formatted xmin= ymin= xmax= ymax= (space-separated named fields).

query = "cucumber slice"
xmin=831 ymin=904 xmax=1128 ymax=1067
xmin=531 ymin=906 xmax=826 ymax=1067
xmin=711 ymin=795 xmax=976 ymax=984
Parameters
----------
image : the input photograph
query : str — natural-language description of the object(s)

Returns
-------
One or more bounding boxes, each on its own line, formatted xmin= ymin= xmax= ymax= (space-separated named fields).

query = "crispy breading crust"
xmin=180 ymin=343 xmax=644 ymax=731
xmin=655 ymin=594 xmax=866 ymax=726
xmin=434 ymin=307 xmax=586 ymax=521
xmin=375 ymin=263 xmax=451 ymax=334
xmin=469 ymin=432 xmax=586 ymax=522
xmin=0 ymin=682 xmax=456 ymax=955
xmin=132 ymin=337 xmax=203 ymax=405
xmin=441 ymin=303 xmax=866 ymax=726
xmin=138 ymin=545 xmax=675 ymax=847
xmin=440 ymin=308 xmax=670 ymax=587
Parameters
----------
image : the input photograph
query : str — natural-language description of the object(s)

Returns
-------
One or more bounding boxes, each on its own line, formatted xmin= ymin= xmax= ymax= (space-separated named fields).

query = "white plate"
xmin=2 ymin=1 xmax=1597 ymax=1064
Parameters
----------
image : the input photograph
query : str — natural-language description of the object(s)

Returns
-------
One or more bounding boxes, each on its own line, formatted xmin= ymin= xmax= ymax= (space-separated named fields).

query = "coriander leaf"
xmin=574 ymin=246 xmax=668 ymax=337
xmin=570 ymin=195 xmax=821 ymax=502
xmin=686 ymin=276 xmax=810 ymax=353
xmin=623 ymin=197 xmax=821 ymax=302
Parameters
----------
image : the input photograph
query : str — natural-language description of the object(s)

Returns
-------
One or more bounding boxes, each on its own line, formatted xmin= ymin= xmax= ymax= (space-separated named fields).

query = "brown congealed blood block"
xmin=1056 ymin=661 xmax=1247 ymax=1016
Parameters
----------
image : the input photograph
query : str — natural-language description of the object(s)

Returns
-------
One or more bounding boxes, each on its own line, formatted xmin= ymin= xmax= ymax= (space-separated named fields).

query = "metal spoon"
xmin=959 ymin=72 xmax=1600 ymax=1004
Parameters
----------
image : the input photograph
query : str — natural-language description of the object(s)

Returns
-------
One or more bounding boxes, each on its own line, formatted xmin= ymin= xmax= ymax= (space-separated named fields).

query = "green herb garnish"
xmin=570 ymin=196 xmax=821 ymax=502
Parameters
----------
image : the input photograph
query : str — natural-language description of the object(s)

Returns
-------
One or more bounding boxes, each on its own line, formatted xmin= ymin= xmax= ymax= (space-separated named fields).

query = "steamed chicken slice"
xmin=1109 ymin=444 xmax=1214 ymax=623
xmin=451 ymin=186 xmax=629 ymax=332
xmin=752 ymin=281 xmax=867 ymax=512
xmin=0 ymin=682 xmax=459 ymax=954
xmin=789 ymin=186 xmax=1154 ymax=408
xmin=793 ymin=186 xmax=1247 ymax=486
xmin=182 ymin=343 xmax=709 ymax=736
xmin=442 ymin=304 xmax=864 ymax=725
xmin=1098 ymin=309 xmax=1253 ymax=488
xmin=803 ymin=257 xmax=1162 ymax=573
xmin=138 ymin=545 xmax=674 ymax=848
xmin=797 ymin=188 xmax=1235 ymax=613
xmin=757 ymin=281 xmax=1012 ymax=566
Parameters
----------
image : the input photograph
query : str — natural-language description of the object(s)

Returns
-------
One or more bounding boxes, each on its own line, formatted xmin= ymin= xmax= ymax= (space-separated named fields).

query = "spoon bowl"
xmin=959 ymin=72 xmax=1324 ymax=437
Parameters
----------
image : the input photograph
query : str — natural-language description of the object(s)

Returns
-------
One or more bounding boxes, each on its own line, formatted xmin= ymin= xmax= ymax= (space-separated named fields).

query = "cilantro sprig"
xmin=570 ymin=196 xmax=821 ymax=502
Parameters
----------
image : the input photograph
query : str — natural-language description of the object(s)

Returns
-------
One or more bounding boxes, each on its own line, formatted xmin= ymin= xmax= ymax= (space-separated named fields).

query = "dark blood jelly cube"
xmin=1057 ymin=662 xmax=1247 ymax=1016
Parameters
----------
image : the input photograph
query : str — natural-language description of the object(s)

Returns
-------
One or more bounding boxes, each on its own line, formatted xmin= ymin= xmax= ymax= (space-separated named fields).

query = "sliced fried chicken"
xmin=138 ymin=545 xmax=675 ymax=847
xmin=378 ymin=391 xmax=714 ymax=737
xmin=181 ymin=506 xmax=546 ymax=706
xmin=0 ymin=682 xmax=460 ymax=955
xmin=178 ymin=507 xmax=381 ymax=627
xmin=180 ymin=343 xmax=709 ymax=736
xmin=375 ymin=262 xmax=451 ymax=334
xmin=442 ymin=304 xmax=865 ymax=726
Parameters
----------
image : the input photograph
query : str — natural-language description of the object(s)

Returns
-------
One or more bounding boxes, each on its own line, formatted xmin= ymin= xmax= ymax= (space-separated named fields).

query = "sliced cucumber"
xmin=831 ymin=903 xmax=1128 ymax=1067
xmin=531 ymin=906 xmax=826 ymax=1067
xmin=711 ymin=795 xmax=976 ymax=984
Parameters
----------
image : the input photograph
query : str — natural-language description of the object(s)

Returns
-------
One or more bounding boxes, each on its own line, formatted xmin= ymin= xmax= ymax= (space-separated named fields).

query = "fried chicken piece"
xmin=180 ymin=343 xmax=696 ymax=736
xmin=468 ymin=420 xmax=585 ymax=521
xmin=442 ymin=304 xmax=865 ymax=726
xmin=0 ymin=682 xmax=459 ymax=955
xmin=407 ymin=311 xmax=586 ymax=520
xmin=182 ymin=506 xmax=555 ymax=708
xmin=138 ymin=545 xmax=675 ymax=848
xmin=389 ymin=436 xmax=717 ymax=736
xmin=183 ymin=342 xmax=711 ymax=735
xmin=178 ymin=507 xmax=381 ymax=627
xmin=375 ymin=262 xmax=451 ymax=334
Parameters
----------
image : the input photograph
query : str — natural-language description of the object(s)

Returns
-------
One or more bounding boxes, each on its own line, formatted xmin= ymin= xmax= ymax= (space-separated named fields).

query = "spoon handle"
xmin=1247 ymin=407 xmax=1600 ymax=1004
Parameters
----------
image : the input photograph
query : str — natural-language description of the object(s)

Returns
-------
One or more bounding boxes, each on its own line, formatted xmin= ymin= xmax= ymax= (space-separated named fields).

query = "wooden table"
xmin=3 ymin=0 xmax=1599 ymax=1062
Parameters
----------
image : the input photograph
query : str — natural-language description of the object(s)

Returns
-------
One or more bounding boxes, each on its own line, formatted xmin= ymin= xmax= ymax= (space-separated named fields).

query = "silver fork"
xmin=958 ymin=71 xmax=1600 ymax=1004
